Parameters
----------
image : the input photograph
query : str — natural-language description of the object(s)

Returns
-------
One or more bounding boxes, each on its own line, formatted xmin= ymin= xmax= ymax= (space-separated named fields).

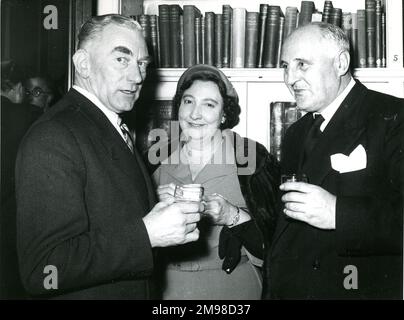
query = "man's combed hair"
xmin=310 ymin=22 xmax=350 ymax=52
xmin=77 ymin=14 xmax=142 ymax=49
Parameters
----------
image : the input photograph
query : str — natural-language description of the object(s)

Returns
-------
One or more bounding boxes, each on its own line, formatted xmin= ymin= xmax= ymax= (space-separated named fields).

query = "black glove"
xmin=218 ymin=227 xmax=242 ymax=274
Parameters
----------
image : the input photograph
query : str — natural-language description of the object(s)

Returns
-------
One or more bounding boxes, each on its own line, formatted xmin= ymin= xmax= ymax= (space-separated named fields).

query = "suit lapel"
xmin=68 ymin=89 xmax=141 ymax=184
xmin=301 ymin=81 xmax=368 ymax=186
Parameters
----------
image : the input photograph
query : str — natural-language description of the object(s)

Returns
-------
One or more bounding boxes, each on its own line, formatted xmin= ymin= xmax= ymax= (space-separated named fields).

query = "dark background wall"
xmin=1 ymin=0 xmax=95 ymax=94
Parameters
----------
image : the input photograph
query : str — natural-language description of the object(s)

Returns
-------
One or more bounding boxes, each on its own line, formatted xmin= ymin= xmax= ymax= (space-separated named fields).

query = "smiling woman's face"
xmin=178 ymin=80 xmax=224 ymax=142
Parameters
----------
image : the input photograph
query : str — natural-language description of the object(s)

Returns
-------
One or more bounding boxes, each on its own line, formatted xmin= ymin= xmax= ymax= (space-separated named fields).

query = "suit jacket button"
xmin=312 ymin=260 xmax=320 ymax=270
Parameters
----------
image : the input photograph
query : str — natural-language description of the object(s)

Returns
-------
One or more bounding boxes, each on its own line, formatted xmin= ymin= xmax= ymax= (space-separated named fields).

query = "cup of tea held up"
xmin=174 ymin=184 xmax=204 ymax=203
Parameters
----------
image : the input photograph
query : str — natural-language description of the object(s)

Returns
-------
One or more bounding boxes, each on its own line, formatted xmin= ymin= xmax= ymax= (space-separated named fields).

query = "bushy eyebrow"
xmin=112 ymin=46 xmax=133 ymax=56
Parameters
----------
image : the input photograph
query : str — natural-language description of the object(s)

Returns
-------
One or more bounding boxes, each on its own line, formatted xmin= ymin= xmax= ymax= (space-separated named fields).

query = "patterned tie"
xmin=302 ymin=113 xmax=325 ymax=165
xmin=120 ymin=121 xmax=135 ymax=153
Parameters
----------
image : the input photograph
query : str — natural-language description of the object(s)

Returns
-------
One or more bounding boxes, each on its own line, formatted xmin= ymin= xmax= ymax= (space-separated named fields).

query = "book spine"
xmin=183 ymin=5 xmax=199 ymax=67
xmin=222 ymin=5 xmax=232 ymax=68
xmin=357 ymin=10 xmax=367 ymax=68
xmin=231 ymin=8 xmax=246 ymax=68
xmin=158 ymin=5 xmax=170 ymax=68
xmin=330 ymin=8 xmax=342 ymax=27
xmin=180 ymin=15 xmax=184 ymax=67
xmin=381 ymin=11 xmax=386 ymax=68
xmin=138 ymin=15 xmax=152 ymax=65
xmin=351 ymin=13 xmax=358 ymax=68
xmin=283 ymin=7 xmax=298 ymax=41
xmin=375 ymin=0 xmax=383 ymax=67
xmin=245 ymin=12 xmax=259 ymax=68
xmin=270 ymin=102 xmax=284 ymax=162
xmin=169 ymin=5 xmax=182 ymax=68
xmin=366 ymin=0 xmax=376 ymax=67
xmin=263 ymin=6 xmax=280 ymax=68
xmin=298 ymin=1 xmax=314 ymax=27
xmin=322 ymin=1 xmax=333 ymax=23
xmin=214 ymin=14 xmax=223 ymax=68
xmin=204 ymin=12 xmax=215 ymax=66
xmin=257 ymin=4 xmax=268 ymax=68
xmin=150 ymin=15 xmax=160 ymax=68
xmin=276 ymin=16 xmax=285 ymax=68
xmin=201 ymin=17 xmax=205 ymax=64
xmin=195 ymin=16 xmax=202 ymax=64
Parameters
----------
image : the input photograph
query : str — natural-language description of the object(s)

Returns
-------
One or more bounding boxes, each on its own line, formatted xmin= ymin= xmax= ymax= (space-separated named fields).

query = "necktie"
xmin=120 ymin=121 xmax=135 ymax=153
xmin=302 ymin=114 xmax=324 ymax=165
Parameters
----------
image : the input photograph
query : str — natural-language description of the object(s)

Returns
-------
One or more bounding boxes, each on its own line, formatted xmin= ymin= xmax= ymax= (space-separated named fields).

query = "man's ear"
xmin=73 ymin=49 xmax=90 ymax=78
xmin=335 ymin=50 xmax=350 ymax=77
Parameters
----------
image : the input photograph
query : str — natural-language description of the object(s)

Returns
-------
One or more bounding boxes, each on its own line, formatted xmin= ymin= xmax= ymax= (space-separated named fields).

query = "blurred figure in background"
xmin=1 ymin=60 xmax=41 ymax=299
xmin=24 ymin=75 xmax=58 ymax=112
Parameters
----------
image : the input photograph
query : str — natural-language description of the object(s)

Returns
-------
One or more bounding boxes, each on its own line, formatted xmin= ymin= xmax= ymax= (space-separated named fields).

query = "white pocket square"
xmin=330 ymin=144 xmax=367 ymax=173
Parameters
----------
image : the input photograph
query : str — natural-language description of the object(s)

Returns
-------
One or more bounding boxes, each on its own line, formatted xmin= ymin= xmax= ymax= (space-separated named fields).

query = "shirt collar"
xmin=317 ymin=77 xmax=356 ymax=132
xmin=72 ymin=85 xmax=124 ymax=138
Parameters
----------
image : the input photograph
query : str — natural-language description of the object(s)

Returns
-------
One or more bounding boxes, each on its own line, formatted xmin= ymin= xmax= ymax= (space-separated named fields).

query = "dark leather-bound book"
xmin=322 ymin=1 xmax=333 ymax=23
xmin=214 ymin=14 xmax=223 ymax=68
xmin=283 ymin=7 xmax=298 ymax=41
xmin=270 ymin=101 xmax=302 ymax=162
xmin=381 ymin=12 xmax=386 ymax=67
xmin=298 ymin=1 xmax=314 ymax=27
xmin=137 ymin=15 xmax=153 ymax=66
xmin=263 ymin=6 xmax=280 ymax=68
xmin=375 ymin=0 xmax=383 ymax=67
xmin=351 ymin=13 xmax=359 ymax=68
xmin=222 ymin=4 xmax=233 ymax=68
xmin=245 ymin=11 xmax=259 ymax=68
xmin=357 ymin=9 xmax=367 ymax=68
xmin=276 ymin=15 xmax=285 ymax=68
xmin=366 ymin=0 xmax=376 ymax=67
xmin=169 ymin=5 xmax=183 ymax=68
xmin=232 ymin=8 xmax=246 ymax=68
xmin=183 ymin=5 xmax=201 ymax=67
xmin=330 ymin=7 xmax=342 ymax=27
xmin=201 ymin=17 xmax=205 ymax=64
xmin=150 ymin=15 xmax=160 ymax=67
xmin=204 ymin=12 xmax=215 ymax=66
xmin=180 ymin=15 xmax=184 ymax=67
xmin=257 ymin=4 xmax=268 ymax=68
xmin=195 ymin=16 xmax=202 ymax=64
xmin=158 ymin=4 xmax=170 ymax=67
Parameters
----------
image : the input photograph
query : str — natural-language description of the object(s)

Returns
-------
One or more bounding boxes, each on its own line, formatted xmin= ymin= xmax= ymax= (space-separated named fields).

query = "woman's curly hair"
xmin=172 ymin=71 xmax=241 ymax=130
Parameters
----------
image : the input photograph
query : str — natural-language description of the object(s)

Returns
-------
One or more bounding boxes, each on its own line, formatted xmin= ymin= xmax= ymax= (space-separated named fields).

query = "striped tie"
xmin=119 ymin=121 xmax=134 ymax=153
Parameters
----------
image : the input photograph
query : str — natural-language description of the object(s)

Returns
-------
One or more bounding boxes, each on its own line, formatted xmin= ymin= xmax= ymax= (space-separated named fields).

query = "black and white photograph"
xmin=1 ymin=0 xmax=403 ymax=305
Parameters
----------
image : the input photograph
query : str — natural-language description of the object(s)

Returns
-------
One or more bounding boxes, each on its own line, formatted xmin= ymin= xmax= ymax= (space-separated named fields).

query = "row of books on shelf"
xmin=132 ymin=99 xmax=302 ymax=163
xmin=133 ymin=0 xmax=387 ymax=69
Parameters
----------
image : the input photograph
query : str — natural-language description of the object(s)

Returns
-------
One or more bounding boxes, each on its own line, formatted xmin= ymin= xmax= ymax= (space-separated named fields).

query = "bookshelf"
xmin=113 ymin=0 xmax=404 ymax=150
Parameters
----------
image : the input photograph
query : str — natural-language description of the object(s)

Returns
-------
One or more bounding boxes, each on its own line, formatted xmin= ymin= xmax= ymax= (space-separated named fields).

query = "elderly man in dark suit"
xmin=15 ymin=14 xmax=201 ymax=299
xmin=265 ymin=22 xmax=403 ymax=299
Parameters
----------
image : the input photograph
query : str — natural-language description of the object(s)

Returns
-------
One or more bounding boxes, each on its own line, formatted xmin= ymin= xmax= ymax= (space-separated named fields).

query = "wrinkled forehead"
xmin=282 ymin=29 xmax=335 ymax=59
xmin=89 ymin=24 xmax=147 ymax=55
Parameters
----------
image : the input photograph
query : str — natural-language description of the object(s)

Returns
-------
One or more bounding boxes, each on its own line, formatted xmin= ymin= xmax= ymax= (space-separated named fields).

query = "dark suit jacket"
xmin=266 ymin=80 xmax=403 ymax=299
xmin=15 ymin=89 xmax=157 ymax=299
xmin=1 ymin=96 xmax=41 ymax=299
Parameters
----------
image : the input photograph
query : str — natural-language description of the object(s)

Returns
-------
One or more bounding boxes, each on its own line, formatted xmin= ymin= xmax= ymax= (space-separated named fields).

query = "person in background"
xmin=24 ymin=76 xmax=57 ymax=112
xmin=1 ymin=60 xmax=41 ymax=299
xmin=15 ymin=14 xmax=202 ymax=299
xmin=266 ymin=22 xmax=403 ymax=299
xmin=152 ymin=64 xmax=280 ymax=299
